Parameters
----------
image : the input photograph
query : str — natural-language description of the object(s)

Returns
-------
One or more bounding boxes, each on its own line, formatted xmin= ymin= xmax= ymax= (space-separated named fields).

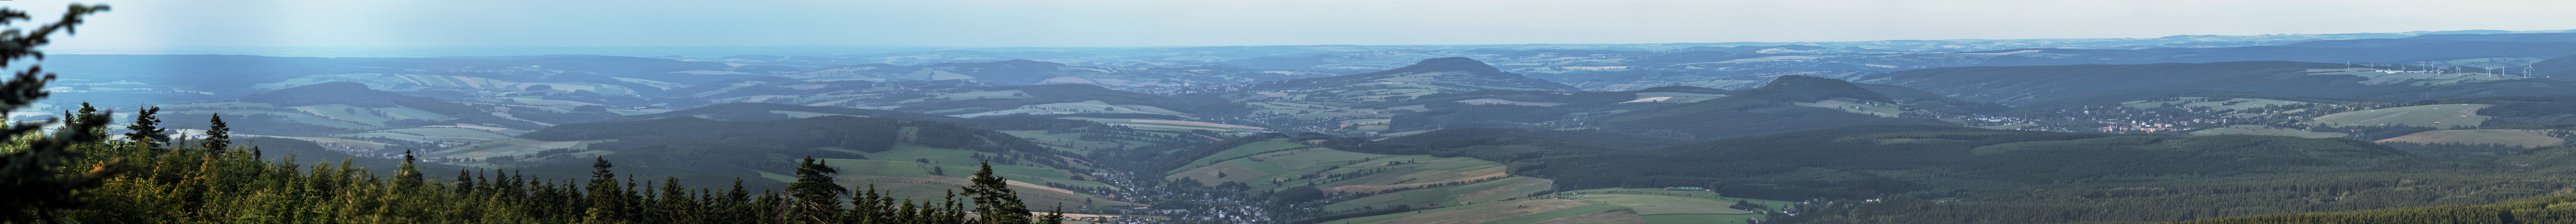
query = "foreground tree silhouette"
xmin=121 ymin=106 xmax=164 ymax=148
xmin=787 ymin=156 xmax=844 ymax=223
xmin=967 ymin=161 xmax=1031 ymax=224
xmin=0 ymin=4 xmax=115 ymax=223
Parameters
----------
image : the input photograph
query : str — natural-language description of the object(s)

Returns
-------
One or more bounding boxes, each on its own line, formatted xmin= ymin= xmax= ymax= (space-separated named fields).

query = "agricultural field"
xmin=422 ymin=138 xmax=613 ymax=160
xmin=937 ymin=90 xmax=1032 ymax=99
xmin=1376 ymin=129 xmax=1435 ymax=138
xmin=153 ymin=100 xmax=520 ymax=131
xmin=2121 ymin=97 xmax=2309 ymax=111
xmin=1794 ymin=99 xmax=1907 ymax=117
xmin=258 ymin=73 xmax=646 ymax=96
xmin=949 ymin=100 xmax=1183 ymax=118
xmin=1321 ymin=177 xmax=1555 ymax=211
xmin=2188 ymin=125 xmax=2349 ymax=138
xmin=158 ymin=102 xmax=372 ymax=129
xmin=1164 ymin=138 xmax=1311 ymax=172
xmin=1328 ymin=188 xmax=1796 ymax=224
xmin=341 ymin=124 xmax=531 ymax=143
xmin=1166 ymin=146 xmax=1514 ymax=194
xmin=2375 ymin=129 xmax=2567 ymax=148
xmin=1580 ymin=79 xmax=1766 ymax=92
xmin=996 ymin=129 xmax=1194 ymax=154
xmin=394 ymin=74 xmax=644 ymax=95
xmin=242 ymin=134 xmax=397 ymax=151
xmin=1623 ymin=92 xmax=1729 ymax=103
xmin=1212 ymin=85 xmax=1460 ymax=121
xmin=1056 ymin=118 xmax=1257 ymax=132
xmin=1977 ymin=124 xmax=2039 ymax=130
xmin=2306 ymin=104 xmax=2493 ymax=129
xmin=2309 ymin=71 xmax=2534 ymax=86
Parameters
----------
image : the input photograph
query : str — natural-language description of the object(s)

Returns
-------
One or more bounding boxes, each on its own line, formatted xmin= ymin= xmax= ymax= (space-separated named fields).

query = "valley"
xmin=23 ymin=28 xmax=2576 ymax=224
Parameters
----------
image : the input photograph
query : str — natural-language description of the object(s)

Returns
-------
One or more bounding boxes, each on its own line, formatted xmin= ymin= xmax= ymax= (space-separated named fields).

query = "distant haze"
xmin=9 ymin=0 xmax=2575 ymax=49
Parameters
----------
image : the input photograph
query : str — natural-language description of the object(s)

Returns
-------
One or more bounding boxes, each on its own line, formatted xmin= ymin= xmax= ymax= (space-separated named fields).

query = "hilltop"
xmin=1261 ymin=57 xmax=1579 ymax=92
xmin=1596 ymin=75 xmax=1954 ymax=140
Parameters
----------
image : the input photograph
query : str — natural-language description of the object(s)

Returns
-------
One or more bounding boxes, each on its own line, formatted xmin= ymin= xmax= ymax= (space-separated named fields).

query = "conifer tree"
xmin=787 ymin=156 xmax=844 ymax=223
xmin=202 ymin=113 xmax=229 ymax=153
xmin=726 ymin=177 xmax=754 ymax=223
xmin=1043 ymin=203 xmax=1066 ymax=224
xmin=122 ymin=106 xmax=163 ymax=147
xmin=396 ymin=150 xmax=423 ymax=189
xmin=71 ymin=102 xmax=101 ymax=135
xmin=0 ymin=4 xmax=116 ymax=223
xmin=586 ymin=157 xmax=629 ymax=224
xmin=656 ymin=176 xmax=693 ymax=223
xmin=968 ymin=161 xmax=1031 ymax=224
xmin=455 ymin=169 xmax=477 ymax=196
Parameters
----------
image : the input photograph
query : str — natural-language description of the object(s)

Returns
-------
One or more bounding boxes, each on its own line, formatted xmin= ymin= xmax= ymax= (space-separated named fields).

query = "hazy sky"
xmin=9 ymin=0 xmax=2574 ymax=49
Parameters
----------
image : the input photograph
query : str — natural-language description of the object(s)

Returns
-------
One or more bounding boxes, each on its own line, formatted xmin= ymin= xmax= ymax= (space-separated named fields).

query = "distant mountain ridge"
xmin=1275 ymin=57 xmax=1580 ymax=92
xmin=611 ymin=102 xmax=963 ymax=122
xmin=240 ymin=82 xmax=464 ymax=109
xmin=1863 ymin=61 xmax=2576 ymax=106
xmin=792 ymin=59 xmax=1304 ymax=88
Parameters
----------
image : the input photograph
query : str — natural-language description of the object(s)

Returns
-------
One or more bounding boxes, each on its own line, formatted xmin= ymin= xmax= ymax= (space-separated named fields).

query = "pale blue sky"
xmin=7 ymin=0 xmax=2574 ymax=49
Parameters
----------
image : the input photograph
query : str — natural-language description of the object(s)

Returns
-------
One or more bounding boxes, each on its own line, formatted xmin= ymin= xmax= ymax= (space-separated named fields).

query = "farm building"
xmin=1664 ymin=187 xmax=1707 ymax=191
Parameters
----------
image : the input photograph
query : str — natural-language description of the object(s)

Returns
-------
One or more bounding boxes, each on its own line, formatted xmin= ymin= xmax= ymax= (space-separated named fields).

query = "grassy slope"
xmin=2375 ymin=129 xmax=2567 ymax=147
xmin=1167 ymin=147 xmax=1507 ymax=193
xmin=2307 ymin=104 xmax=2494 ymax=129
xmin=1164 ymin=139 xmax=1308 ymax=174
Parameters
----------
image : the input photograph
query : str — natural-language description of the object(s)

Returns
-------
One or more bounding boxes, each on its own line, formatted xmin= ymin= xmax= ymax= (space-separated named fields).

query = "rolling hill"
xmin=1524 ymin=125 xmax=2433 ymax=199
xmin=1266 ymin=57 xmax=1580 ymax=92
xmin=429 ymin=115 xmax=1136 ymax=208
xmin=1169 ymin=57 xmax=1602 ymax=134
xmin=611 ymin=102 xmax=965 ymax=122
xmin=1596 ymin=75 xmax=1955 ymax=140
xmin=151 ymin=82 xmax=569 ymax=135
xmin=792 ymin=59 xmax=1299 ymax=87
xmin=1863 ymin=61 xmax=2576 ymax=106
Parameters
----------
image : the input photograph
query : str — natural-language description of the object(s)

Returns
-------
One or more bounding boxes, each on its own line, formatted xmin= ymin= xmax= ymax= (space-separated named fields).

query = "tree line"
xmin=10 ymin=103 xmax=1072 ymax=223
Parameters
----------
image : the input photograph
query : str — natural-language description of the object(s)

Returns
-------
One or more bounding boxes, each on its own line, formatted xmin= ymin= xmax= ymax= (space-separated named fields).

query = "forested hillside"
xmin=1598 ymin=76 xmax=1953 ymax=139
xmin=21 ymin=2 xmax=2576 ymax=223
